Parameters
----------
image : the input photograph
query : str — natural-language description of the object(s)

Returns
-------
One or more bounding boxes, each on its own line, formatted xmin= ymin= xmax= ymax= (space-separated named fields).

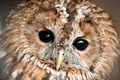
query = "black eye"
xmin=38 ymin=30 xmax=54 ymax=43
xmin=73 ymin=38 xmax=89 ymax=50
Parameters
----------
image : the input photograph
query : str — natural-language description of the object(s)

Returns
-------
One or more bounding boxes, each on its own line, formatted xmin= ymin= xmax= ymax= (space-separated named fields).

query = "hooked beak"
xmin=56 ymin=50 xmax=64 ymax=70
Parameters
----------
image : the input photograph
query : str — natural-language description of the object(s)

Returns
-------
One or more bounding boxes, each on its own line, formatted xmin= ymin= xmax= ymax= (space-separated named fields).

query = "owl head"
xmin=0 ymin=0 xmax=119 ymax=80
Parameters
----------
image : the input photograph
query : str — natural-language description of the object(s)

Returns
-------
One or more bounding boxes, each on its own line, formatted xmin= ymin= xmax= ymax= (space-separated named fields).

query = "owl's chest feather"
xmin=9 ymin=59 xmax=95 ymax=80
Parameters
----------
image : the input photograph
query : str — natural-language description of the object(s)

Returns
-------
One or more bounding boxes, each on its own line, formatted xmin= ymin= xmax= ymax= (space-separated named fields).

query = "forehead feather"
xmin=34 ymin=0 xmax=91 ymax=24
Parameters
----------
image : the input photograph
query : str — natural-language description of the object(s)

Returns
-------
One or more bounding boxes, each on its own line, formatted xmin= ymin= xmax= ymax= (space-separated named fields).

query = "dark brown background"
xmin=0 ymin=0 xmax=120 ymax=80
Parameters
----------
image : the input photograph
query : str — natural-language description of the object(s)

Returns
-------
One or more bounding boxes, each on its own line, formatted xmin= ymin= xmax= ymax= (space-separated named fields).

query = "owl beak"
xmin=56 ymin=50 xmax=64 ymax=70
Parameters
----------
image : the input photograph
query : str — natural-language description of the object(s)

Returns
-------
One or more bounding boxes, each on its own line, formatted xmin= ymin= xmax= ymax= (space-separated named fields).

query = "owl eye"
xmin=73 ymin=38 xmax=89 ymax=50
xmin=38 ymin=30 xmax=54 ymax=43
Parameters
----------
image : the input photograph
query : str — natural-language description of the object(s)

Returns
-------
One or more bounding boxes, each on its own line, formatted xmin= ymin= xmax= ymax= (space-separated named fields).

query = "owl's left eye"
xmin=38 ymin=30 xmax=55 ymax=43
xmin=73 ymin=38 xmax=89 ymax=51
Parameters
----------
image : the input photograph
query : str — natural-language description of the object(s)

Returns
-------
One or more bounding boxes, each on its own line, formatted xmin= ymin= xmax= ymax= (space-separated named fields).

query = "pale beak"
xmin=56 ymin=50 xmax=64 ymax=70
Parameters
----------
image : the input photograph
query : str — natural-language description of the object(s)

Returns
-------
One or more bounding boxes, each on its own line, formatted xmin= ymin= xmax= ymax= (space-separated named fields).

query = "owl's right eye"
xmin=38 ymin=30 xmax=55 ymax=43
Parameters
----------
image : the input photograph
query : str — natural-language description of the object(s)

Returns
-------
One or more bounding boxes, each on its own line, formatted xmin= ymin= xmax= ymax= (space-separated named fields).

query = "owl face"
xmin=24 ymin=11 xmax=99 ymax=71
xmin=0 ymin=0 xmax=119 ymax=80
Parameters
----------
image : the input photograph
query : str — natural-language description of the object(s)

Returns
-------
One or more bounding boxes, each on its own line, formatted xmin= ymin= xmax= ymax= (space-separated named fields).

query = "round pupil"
xmin=39 ymin=30 xmax=54 ymax=42
xmin=73 ymin=38 xmax=89 ymax=50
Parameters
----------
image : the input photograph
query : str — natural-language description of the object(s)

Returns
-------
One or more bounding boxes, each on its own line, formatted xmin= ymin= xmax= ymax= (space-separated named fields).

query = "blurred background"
xmin=0 ymin=0 xmax=120 ymax=80
xmin=0 ymin=0 xmax=24 ymax=33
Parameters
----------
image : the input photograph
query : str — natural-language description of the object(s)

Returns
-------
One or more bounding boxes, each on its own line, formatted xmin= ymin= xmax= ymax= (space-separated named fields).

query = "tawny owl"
xmin=0 ymin=0 xmax=119 ymax=80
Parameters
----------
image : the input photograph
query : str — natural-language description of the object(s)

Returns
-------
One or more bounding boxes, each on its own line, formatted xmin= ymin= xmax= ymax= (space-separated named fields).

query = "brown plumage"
xmin=0 ymin=0 xmax=119 ymax=80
